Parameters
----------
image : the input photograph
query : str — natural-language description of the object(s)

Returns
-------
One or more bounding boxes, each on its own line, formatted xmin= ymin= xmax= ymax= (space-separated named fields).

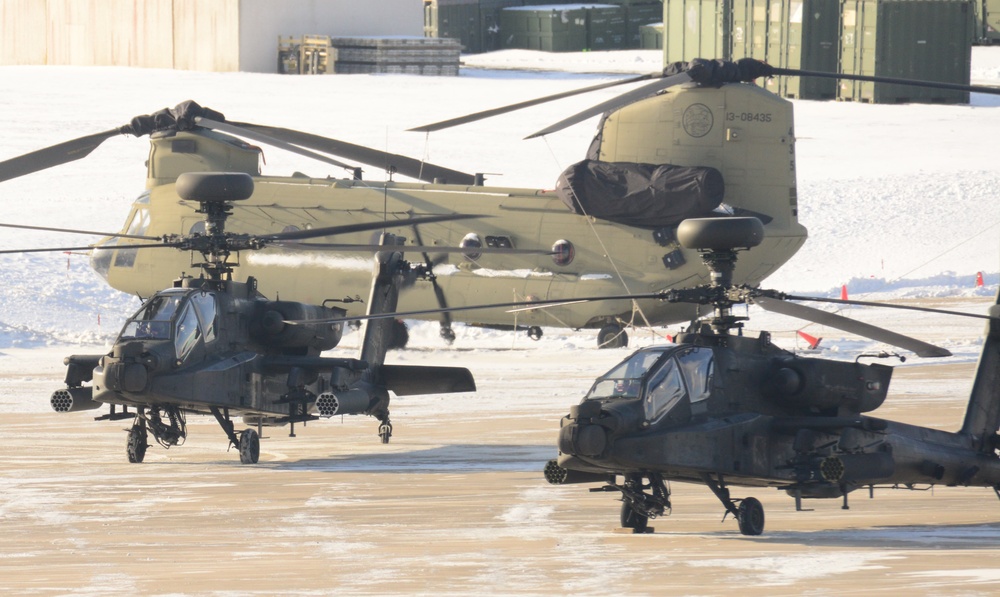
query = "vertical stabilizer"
xmin=960 ymin=288 xmax=1000 ymax=451
xmin=360 ymin=235 xmax=406 ymax=373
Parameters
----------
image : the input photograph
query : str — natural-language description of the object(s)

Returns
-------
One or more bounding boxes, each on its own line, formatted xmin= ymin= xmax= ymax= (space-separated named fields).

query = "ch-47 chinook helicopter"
xmin=40 ymin=172 xmax=480 ymax=464
xmin=542 ymin=216 xmax=1000 ymax=536
xmin=0 ymin=59 xmax=815 ymax=349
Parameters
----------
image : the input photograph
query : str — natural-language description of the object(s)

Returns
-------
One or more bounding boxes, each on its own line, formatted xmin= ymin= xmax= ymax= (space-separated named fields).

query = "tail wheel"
xmin=737 ymin=497 xmax=765 ymax=536
xmin=239 ymin=428 xmax=260 ymax=464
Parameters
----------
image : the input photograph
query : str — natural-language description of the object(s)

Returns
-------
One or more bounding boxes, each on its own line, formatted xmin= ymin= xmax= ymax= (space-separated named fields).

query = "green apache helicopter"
xmin=544 ymin=217 xmax=1000 ymax=536
xmin=43 ymin=172 xmax=478 ymax=463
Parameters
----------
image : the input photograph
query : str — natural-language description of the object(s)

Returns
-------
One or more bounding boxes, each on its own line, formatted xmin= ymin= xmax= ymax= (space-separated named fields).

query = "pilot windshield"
xmin=585 ymin=347 xmax=670 ymax=400
xmin=120 ymin=291 xmax=185 ymax=340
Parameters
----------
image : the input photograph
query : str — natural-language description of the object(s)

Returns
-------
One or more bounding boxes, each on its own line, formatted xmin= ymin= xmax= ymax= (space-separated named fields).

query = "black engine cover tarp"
xmin=555 ymin=160 xmax=725 ymax=229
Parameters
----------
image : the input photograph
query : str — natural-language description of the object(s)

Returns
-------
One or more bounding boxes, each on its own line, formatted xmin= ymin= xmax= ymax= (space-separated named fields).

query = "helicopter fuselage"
xmin=555 ymin=330 xmax=1000 ymax=500
xmin=90 ymin=82 xmax=808 ymax=334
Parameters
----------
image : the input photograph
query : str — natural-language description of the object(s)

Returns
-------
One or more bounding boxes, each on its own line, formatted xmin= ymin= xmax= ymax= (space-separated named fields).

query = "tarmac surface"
xmin=2 ymin=311 xmax=1000 ymax=596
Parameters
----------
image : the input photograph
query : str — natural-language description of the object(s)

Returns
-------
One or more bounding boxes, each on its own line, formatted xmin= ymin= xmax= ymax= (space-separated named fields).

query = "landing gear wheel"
xmin=598 ymin=324 xmax=628 ymax=349
xmin=620 ymin=501 xmax=649 ymax=532
xmin=527 ymin=325 xmax=543 ymax=341
xmin=737 ymin=497 xmax=765 ymax=536
xmin=238 ymin=428 xmax=260 ymax=464
xmin=126 ymin=420 xmax=148 ymax=464
xmin=379 ymin=422 xmax=393 ymax=444
xmin=440 ymin=325 xmax=456 ymax=345
xmin=389 ymin=319 xmax=409 ymax=350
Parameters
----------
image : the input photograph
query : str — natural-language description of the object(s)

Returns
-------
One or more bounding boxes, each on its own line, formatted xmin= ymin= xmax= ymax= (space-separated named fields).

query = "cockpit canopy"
xmin=119 ymin=288 xmax=217 ymax=362
xmin=585 ymin=345 xmax=714 ymax=423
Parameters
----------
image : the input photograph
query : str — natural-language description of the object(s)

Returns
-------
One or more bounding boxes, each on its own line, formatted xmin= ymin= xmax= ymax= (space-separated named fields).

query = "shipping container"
xmin=663 ymin=0 xmax=732 ymax=63
xmin=587 ymin=4 xmax=628 ymax=50
xmin=980 ymin=0 xmax=1000 ymax=42
xmin=640 ymin=22 xmax=665 ymax=48
xmin=423 ymin=0 xmax=524 ymax=53
xmin=501 ymin=5 xmax=595 ymax=52
xmin=730 ymin=0 xmax=840 ymax=99
xmin=598 ymin=1 xmax=664 ymax=47
xmin=839 ymin=0 xmax=973 ymax=103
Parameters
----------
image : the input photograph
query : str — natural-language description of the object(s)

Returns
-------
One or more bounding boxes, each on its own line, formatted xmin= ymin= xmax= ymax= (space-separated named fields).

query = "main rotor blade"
xmin=782 ymin=294 xmax=995 ymax=321
xmin=196 ymin=117 xmax=356 ymax=171
xmin=0 ymin=221 xmax=160 ymax=241
xmin=274 ymin=242 xmax=550 ymax=255
xmin=526 ymin=71 xmax=692 ymax=139
xmin=0 ymin=242 xmax=176 ymax=255
xmin=408 ymin=73 xmax=657 ymax=133
xmin=753 ymin=296 xmax=951 ymax=358
xmin=227 ymin=121 xmax=477 ymax=185
xmin=261 ymin=214 xmax=482 ymax=242
xmin=772 ymin=67 xmax=1000 ymax=96
xmin=0 ymin=128 xmax=125 ymax=183
xmin=286 ymin=291 xmax=660 ymax=325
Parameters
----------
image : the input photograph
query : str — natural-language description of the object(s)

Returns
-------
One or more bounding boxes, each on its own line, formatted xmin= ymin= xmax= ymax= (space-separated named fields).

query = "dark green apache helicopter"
xmin=43 ymin=172 xmax=483 ymax=463
xmin=541 ymin=217 xmax=1000 ymax=535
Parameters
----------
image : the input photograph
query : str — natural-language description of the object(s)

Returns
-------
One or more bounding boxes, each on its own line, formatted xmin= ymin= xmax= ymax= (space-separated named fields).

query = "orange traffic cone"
xmin=797 ymin=330 xmax=822 ymax=349
xmin=976 ymin=272 xmax=984 ymax=287
xmin=840 ymin=285 xmax=848 ymax=301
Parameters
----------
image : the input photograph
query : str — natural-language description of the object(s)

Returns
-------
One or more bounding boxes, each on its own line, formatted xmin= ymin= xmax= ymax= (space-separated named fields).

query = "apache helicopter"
xmin=542 ymin=216 xmax=1000 ymax=536
xmin=0 ymin=59 xmax=816 ymax=348
xmin=43 ymin=172 xmax=478 ymax=464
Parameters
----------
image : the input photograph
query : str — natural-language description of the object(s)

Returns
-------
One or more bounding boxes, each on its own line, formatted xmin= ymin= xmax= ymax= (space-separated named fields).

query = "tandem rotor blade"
xmin=196 ymin=117 xmax=357 ymax=171
xmin=526 ymin=71 xmax=692 ymax=139
xmin=772 ymin=67 xmax=1000 ymax=96
xmin=408 ymin=73 xmax=658 ymax=133
xmin=752 ymin=295 xmax=952 ymax=358
xmin=225 ymin=121 xmax=477 ymax=185
xmin=0 ymin=127 xmax=126 ymax=183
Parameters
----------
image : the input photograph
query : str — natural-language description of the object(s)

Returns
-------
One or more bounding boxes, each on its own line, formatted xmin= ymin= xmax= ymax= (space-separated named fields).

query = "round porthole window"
xmin=461 ymin=233 xmax=482 ymax=261
xmin=551 ymin=239 xmax=575 ymax=266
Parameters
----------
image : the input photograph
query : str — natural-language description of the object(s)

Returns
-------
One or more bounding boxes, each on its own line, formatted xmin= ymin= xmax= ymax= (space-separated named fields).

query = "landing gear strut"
xmin=702 ymin=473 xmax=765 ymax=535
xmin=211 ymin=406 xmax=259 ymax=464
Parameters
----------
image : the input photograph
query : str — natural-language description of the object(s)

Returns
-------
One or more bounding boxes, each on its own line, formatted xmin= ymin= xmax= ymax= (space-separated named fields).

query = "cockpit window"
xmin=120 ymin=292 xmax=184 ymax=339
xmin=585 ymin=348 xmax=669 ymax=400
xmin=174 ymin=304 xmax=202 ymax=362
xmin=113 ymin=207 xmax=150 ymax=268
xmin=189 ymin=292 xmax=217 ymax=343
xmin=644 ymin=358 xmax=686 ymax=422
xmin=676 ymin=347 xmax=713 ymax=403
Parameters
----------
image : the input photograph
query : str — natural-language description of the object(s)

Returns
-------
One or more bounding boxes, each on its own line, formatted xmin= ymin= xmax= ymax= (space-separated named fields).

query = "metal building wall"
xmin=0 ymin=0 xmax=422 ymax=72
